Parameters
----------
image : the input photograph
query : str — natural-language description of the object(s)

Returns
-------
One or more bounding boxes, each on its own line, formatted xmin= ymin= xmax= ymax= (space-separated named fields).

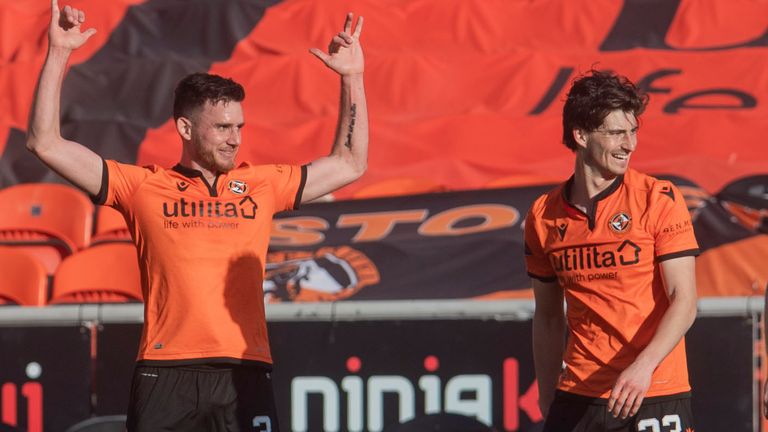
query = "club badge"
xmin=228 ymin=179 xmax=248 ymax=195
xmin=608 ymin=212 xmax=632 ymax=233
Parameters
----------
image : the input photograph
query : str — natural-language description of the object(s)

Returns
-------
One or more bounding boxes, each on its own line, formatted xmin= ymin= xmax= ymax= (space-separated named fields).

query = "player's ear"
xmin=176 ymin=117 xmax=192 ymax=140
xmin=573 ymin=128 xmax=589 ymax=149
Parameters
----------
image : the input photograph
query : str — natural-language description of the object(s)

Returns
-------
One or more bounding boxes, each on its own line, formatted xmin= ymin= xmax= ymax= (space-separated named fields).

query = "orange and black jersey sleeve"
xmin=252 ymin=163 xmax=306 ymax=212
xmin=648 ymin=180 xmax=699 ymax=261
xmin=92 ymin=159 xmax=155 ymax=210
xmin=524 ymin=190 xmax=559 ymax=282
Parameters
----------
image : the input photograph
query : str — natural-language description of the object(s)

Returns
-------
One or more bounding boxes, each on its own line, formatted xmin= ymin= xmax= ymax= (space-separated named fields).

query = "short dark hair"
xmin=562 ymin=70 xmax=649 ymax=151
xmin=173 ymin=73 xmax=245 ymax=120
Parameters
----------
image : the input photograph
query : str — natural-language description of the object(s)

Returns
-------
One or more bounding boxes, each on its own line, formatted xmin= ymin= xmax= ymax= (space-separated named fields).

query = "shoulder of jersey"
xmin=528 ymin=184 xmax=564 ymax=216
xmin=625 ymin=169 xmax=678 ymax=202
xmin=250 ymin=163 xmax=297 ymax=177
xmin=622 ymin=168 xmax=655 ymax=190
xmin=238 ymin=161 xmax=287 ymax=176
xmin=137 ymin=163 xmax=164 ymax=174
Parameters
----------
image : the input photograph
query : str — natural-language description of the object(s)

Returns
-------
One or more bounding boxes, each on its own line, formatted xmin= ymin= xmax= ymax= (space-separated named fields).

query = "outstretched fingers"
xmin=352 ymin=16 xmax=364 ymax=39
xmin=342 ymin=13 xmax=363 ymax=40
xmin=343 ymin=12 xmax=353 ymax=34
xmin=83 ymin=27 xmax=97 ymax=39
xmin=51 ymin=0 xmax=60 ymax=20
xmin=310 ymin=12 xmax=364 ymax=71
xmin=309 ymin=48 xmax=331 ymax=66
xmin=50 ymin=1 xmax=97 ymax=45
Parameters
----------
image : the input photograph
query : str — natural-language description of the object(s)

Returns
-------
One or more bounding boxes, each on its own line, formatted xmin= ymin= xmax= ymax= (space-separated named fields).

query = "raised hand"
xmin=49 ymin=0 xmax=97 ymax=51
xmin=310 ymin=13 xmax=364 ymax=77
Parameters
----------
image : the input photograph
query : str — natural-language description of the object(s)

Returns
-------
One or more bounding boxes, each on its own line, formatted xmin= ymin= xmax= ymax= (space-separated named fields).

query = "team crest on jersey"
xmin=608 ymin=212 xmax=632 ymax=233
xmin=228 ymin=180 xmax=248 ymax=195
xmin=263 ymin=246 xmax=380 ymax=302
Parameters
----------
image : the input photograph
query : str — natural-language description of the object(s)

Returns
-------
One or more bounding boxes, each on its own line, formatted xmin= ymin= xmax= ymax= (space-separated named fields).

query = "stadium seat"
xmin=353 ymin=178 xmax=447 ymax=199
xmin=0 ymin=183 xmax=94 ymax=274
xmin=91 ymin=206 xmax=131 ymax=245
xmin=50 ymin=243 xmax=142 ymax=304
xmin=0 ymin=247 xmax=47 ymax=306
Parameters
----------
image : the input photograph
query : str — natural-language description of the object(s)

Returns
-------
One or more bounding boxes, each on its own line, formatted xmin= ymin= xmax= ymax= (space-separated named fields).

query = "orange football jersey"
xmin=96 ymin=160 xmax=306 ymax=365
xmin=524 ymin=168 xmax=699 ymax=398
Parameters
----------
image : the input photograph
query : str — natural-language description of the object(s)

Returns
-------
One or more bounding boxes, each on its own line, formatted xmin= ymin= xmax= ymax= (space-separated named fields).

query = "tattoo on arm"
xmin=344 ymin=104 xmax=357 ymax=150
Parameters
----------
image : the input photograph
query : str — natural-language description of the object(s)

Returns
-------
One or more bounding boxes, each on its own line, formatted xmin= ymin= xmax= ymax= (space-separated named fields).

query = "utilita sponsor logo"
xmin=549 ymin=240 xmax=641 ymax=272
xmin=1 ymin=362 xmax=43 ymax=432
xmin=290 ymin=356 xmax=540 ymax=432
xmin=162 ymin=196 xmax=257 ymax=219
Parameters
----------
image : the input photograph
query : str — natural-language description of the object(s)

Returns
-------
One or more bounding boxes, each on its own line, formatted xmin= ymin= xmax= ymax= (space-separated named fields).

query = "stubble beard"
xmin=194 ymin=146 xmax=236 ymax=175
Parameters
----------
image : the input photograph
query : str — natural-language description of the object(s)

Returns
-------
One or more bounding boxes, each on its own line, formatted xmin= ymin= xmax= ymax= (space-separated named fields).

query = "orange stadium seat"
xmin=353 ymin=178 xmax=447 ymax=199
xmin=91 ymin=206 xmax=131 ymax=245
xmin=0 ymin=247 xmax=47 ymax=306
xmin=50 ymin=243 xmax=142 ymax=304
xmin=0 ymin=183 xmax=94 ymax=274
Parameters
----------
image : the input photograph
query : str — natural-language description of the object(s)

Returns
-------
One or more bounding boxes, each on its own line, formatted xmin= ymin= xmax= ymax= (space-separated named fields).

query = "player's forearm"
xmin=329 ymin=74 xmax=368 ymax=178
xmin=26 ymin=47 xmax=71 ymax=153
xmin=533 ymin=312 xmax=565 ymax=403
xmin=633 ymin=289 xmax=697 ymax=371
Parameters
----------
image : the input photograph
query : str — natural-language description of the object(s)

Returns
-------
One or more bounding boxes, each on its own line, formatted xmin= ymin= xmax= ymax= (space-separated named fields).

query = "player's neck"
xmin=571 ymin=157 xmax=619 ymax=212
xmin=178 ymin=155 xmax=219 ymax=185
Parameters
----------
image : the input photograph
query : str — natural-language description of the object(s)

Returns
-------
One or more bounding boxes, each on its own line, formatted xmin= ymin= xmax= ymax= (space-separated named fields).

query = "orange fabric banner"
xmin=1 ymin=0 xmax=766 ymax=297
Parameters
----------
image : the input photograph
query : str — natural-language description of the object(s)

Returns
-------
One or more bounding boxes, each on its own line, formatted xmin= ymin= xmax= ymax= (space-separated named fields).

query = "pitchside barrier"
xmin=0 ymin=298 xmax=762 ymax=432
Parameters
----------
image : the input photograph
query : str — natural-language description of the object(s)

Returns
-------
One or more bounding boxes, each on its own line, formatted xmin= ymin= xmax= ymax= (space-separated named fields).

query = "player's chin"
xmin=215 ymin=157 xmax=237 ymax=173
xmin=611 ymin=167 xmax=628 ymax=177
xmin=607 ymin=161 xmax=629 ymax=177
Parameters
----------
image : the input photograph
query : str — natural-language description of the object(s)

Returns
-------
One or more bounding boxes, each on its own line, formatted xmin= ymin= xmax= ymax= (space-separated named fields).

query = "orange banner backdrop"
xmin=1 ymin=0 xmax=767 ymax=299
xmin=1 ymin=0 xmax=766 ymax=196
xmin=135 ymin=0 xmax=768 ymax=197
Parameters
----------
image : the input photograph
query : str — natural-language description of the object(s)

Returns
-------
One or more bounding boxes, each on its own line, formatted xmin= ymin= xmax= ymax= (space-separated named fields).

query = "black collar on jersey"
xmin=172 ymin=164 xmax=220 ymax=197
xmin=562 ymin=173 xmax=625 ymax=231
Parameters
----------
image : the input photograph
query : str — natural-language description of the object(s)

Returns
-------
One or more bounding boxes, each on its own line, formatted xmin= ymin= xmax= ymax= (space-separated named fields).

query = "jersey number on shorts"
xmin=637 ymin=414 xmax=682 ymax=432
xmin=252 ymin=415 xmax=272 ymax=432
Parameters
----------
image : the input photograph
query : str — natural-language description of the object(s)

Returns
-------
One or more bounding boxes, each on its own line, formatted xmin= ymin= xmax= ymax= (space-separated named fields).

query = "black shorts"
xmin=126 ymin=364 xmax=279 ymax=432
xmin=543 ymin=390 xmax=694 ymax=432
